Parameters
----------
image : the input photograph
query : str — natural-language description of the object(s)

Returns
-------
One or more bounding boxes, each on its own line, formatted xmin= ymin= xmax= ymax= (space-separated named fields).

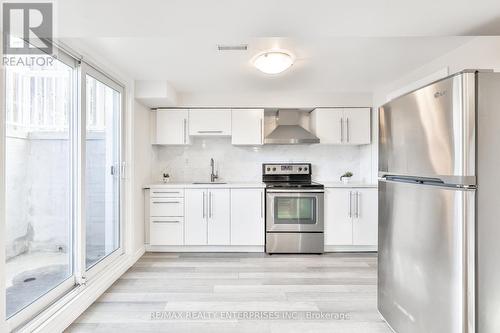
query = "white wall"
xmin=132 ymin=101 xmax=152 ymax=250
xmin=152 ymin=138 xmax=373 ymax=183
xmin=370 ymin=36 xmax=500 ymax=178
xmin=373 ymin=36 xmax=500 ymax=107
xmin=178 ymin=92 xmax=373 ymax=108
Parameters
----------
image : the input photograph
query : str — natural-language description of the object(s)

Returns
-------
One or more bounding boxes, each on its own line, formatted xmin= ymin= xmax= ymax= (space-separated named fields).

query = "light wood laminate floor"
xmin=66 ymin=252 xmax=391 ymax=333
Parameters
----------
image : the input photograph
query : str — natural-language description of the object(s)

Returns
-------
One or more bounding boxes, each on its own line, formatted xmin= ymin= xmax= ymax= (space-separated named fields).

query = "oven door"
xmin=266 ymin=190 xmax=324 ymax=232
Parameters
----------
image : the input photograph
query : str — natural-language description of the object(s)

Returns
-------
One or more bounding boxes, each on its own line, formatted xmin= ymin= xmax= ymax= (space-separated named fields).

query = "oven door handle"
xmin=266 ymin=189 xmax=325 ymax=193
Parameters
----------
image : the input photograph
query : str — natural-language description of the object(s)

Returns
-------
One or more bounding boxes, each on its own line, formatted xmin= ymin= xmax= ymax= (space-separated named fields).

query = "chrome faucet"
xmin=210 ymin=158 xmax=219 ymax=182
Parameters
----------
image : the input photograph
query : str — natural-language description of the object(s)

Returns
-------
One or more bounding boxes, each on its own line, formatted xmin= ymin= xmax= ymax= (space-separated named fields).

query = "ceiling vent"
xmin=217 ymin=44 xmax=248 ymax=51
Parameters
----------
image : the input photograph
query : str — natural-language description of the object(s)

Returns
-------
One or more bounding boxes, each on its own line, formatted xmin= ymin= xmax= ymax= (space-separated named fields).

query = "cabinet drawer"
xmin=150 ymin=189 xmax=184 ymax=198
xmin=150 ymin=198 xmax=184 ymax=216
xmin=150 ymin=217 xmax=184 ymax=245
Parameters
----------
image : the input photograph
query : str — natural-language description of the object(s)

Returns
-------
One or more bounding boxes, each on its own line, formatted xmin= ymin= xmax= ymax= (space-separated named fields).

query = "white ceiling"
xmin=57 ymin=0 xmax=500 ymax=95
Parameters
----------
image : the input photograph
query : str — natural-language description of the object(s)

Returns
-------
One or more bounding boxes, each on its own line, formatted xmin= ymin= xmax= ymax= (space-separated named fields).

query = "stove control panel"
xmin=263 ymin=163 xmax=311 ymax=175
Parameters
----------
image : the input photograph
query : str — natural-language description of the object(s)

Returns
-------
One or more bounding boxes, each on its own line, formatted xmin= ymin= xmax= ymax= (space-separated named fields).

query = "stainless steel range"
xmin=263 ymin=163 xmax=324 ymax=254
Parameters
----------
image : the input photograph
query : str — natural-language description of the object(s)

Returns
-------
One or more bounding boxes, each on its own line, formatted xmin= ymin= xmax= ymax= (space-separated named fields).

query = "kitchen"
xmin=1 ymin=1 xmax=500 ymax=333
xmin=144 ymin=107 xmax=377 ymax=254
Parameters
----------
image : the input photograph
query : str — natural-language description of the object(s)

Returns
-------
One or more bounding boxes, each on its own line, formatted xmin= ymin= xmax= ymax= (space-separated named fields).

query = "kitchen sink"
xmin=192 ymin=182 xmax=227 ymax=185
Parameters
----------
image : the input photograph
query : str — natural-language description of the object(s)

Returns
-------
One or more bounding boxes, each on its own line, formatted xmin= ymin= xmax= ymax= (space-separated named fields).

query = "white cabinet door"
xmin=185 ymin=189 xmax=207 ymax=245
xmin=343 ymin=108 xmax=371 ymax=145
xmin=189 ymin=109 xmax=232 ymax=136
xmin=231 ymin=109 xmax=264 ymax=145
xmin=150 ymin=217 xmax=184 ymax=246
xmin=310 ymin=108 xmax=343 ymax=144
xmin=155 ymin=109 xmax=190 ymax=145
xmin=230 ymin=189 xmax=264 ymax=246
xmin=352 ymin=189 xmax=378 ymax=246
xmin=207 ymin=189 xmax=230 ymax=245
xmin=324 ymin=188 xmax=353 ymax=245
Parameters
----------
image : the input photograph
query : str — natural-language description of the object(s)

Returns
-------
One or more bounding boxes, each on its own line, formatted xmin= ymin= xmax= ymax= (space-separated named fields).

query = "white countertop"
xmin=145 ymin=181 xmax=265 ymax=189
xmin=146 ymin=181 xmax=375 ymax=189
xmin=315 ymin=180 xmax=378 ymax=188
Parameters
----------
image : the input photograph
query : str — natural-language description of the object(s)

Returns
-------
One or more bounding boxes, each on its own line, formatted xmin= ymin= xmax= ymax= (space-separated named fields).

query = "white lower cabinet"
xmin=185 ymin=189 xmax=207 ymax=245
xmin=149 ymin=191 xmax=185 ymax=246
xmin=185 ymin=188 xmax=230 ymax=245
xmin=150 ymin=218 xmax=184 ymax=246
xmin=325 ymin=187 xmax=378 ymax=248
xmin=230 ymin=189 xmax=265 ymax=246
xmin=325 ymin=188 xmax=353 ymax=245
xmin=352 ymin=189 xmax=378 ymax=245
xmin=207 ymin=189 xmax=231 ymax=245
xmin=148 ymin=186 xmax=265 ymax=250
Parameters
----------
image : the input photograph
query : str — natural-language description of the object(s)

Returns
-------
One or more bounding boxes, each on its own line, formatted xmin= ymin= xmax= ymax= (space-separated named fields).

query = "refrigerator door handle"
xmin=383 ymin=175 xmax=445 ymax=185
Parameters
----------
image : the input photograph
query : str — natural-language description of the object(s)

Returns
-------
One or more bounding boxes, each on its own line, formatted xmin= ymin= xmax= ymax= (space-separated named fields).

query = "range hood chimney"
xmin=264 ymin=110 xmax=320 ymax=145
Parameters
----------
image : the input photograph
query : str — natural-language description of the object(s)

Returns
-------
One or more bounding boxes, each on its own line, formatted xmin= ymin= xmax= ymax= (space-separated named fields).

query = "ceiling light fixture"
xmin=252 ymin=50 xmax=294 ymax=74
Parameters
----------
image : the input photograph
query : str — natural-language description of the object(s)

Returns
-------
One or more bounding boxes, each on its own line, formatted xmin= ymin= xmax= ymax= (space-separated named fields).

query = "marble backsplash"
xmin=152 ymin=138 xmax=374 ymax=183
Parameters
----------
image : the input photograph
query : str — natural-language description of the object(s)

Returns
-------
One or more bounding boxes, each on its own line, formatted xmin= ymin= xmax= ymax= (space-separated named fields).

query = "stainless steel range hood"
xmin=264 ymin=110 xmax=319 ymax=144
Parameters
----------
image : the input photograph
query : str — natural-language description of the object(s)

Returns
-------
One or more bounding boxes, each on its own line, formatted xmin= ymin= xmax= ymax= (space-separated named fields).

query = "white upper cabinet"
xmin=310 ymin=108 xmax=343 ymax=144
xmin=154 ymin=109 xmax=190 ymax=145
xmin=231 ymin=109 xmax=264 ymax=145
xmin=343 ymin=108 xmax=371 ymax=145
xmin=230 ymin=189 xmax=265 ymax=246
xmin=310 ymin=108 xmax=371 ymax=145
xmin=189 ymin=109 xmax=232 ymax=136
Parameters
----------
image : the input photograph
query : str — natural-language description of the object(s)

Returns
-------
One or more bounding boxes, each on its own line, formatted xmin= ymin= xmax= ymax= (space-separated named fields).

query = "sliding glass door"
xmin=4 ymin=54 xmax=76 ymax=319
xmin=84 ymin=70 xmax=122 ymax=271
xmin=4 ymin=49 xmax=125 ymax=325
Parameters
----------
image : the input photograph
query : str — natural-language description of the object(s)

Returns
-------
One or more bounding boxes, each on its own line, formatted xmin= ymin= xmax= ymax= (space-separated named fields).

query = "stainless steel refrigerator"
xmin=378 ymin=70 xmax=500 ymax=333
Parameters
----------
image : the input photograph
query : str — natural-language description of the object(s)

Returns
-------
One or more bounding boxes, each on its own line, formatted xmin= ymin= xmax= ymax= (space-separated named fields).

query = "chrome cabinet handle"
xmin=152 ymin=201 xmax=180 ymax=204
xmin=153 ymin=220 xmax=180 ymax=224
xmin=340 ymin=118 xmax=344 ymax=143
xmin=198 ymin=130 xmax=223 ymax=134
xmin=346 ymin=118 xmax=350 ymax=143
xmin=209 ymin=192 xmax=213 ymax=218
xmin=183 ymin=119 xmax=187 ymax=144
xmin=260 ymin=119 xmax=263 ymax=144
xmin=153 ymin=191 xmax=181 ymax=194
xmin=356 ymin=191 xmax=360 ymax=218
xmin=202 ymin=192 xmax=206 ymax=218
xmin=348 ymin=191 xmax=352 ymax=218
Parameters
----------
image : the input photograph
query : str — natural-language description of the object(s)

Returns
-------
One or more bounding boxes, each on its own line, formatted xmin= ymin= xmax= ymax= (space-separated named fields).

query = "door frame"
xmin=5 ymin=48 xmax=79 ymax=329
xmin=78 ymin=62 xmax=125 ymax=281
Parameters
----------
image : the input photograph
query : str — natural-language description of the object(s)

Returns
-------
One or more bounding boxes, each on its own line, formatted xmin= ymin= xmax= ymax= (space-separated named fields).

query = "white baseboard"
xmin=29 ymin=247 xmax=145 ymax=333
xmin=325 ymin=245 xmax=377 ymax=252
xmin=145 ymin=245 xmax=264 ymax=252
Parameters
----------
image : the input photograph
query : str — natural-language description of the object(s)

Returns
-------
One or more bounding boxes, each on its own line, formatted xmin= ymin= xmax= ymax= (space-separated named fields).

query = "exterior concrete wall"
xmin=5 ymin=134 xmax=105 ymax=260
